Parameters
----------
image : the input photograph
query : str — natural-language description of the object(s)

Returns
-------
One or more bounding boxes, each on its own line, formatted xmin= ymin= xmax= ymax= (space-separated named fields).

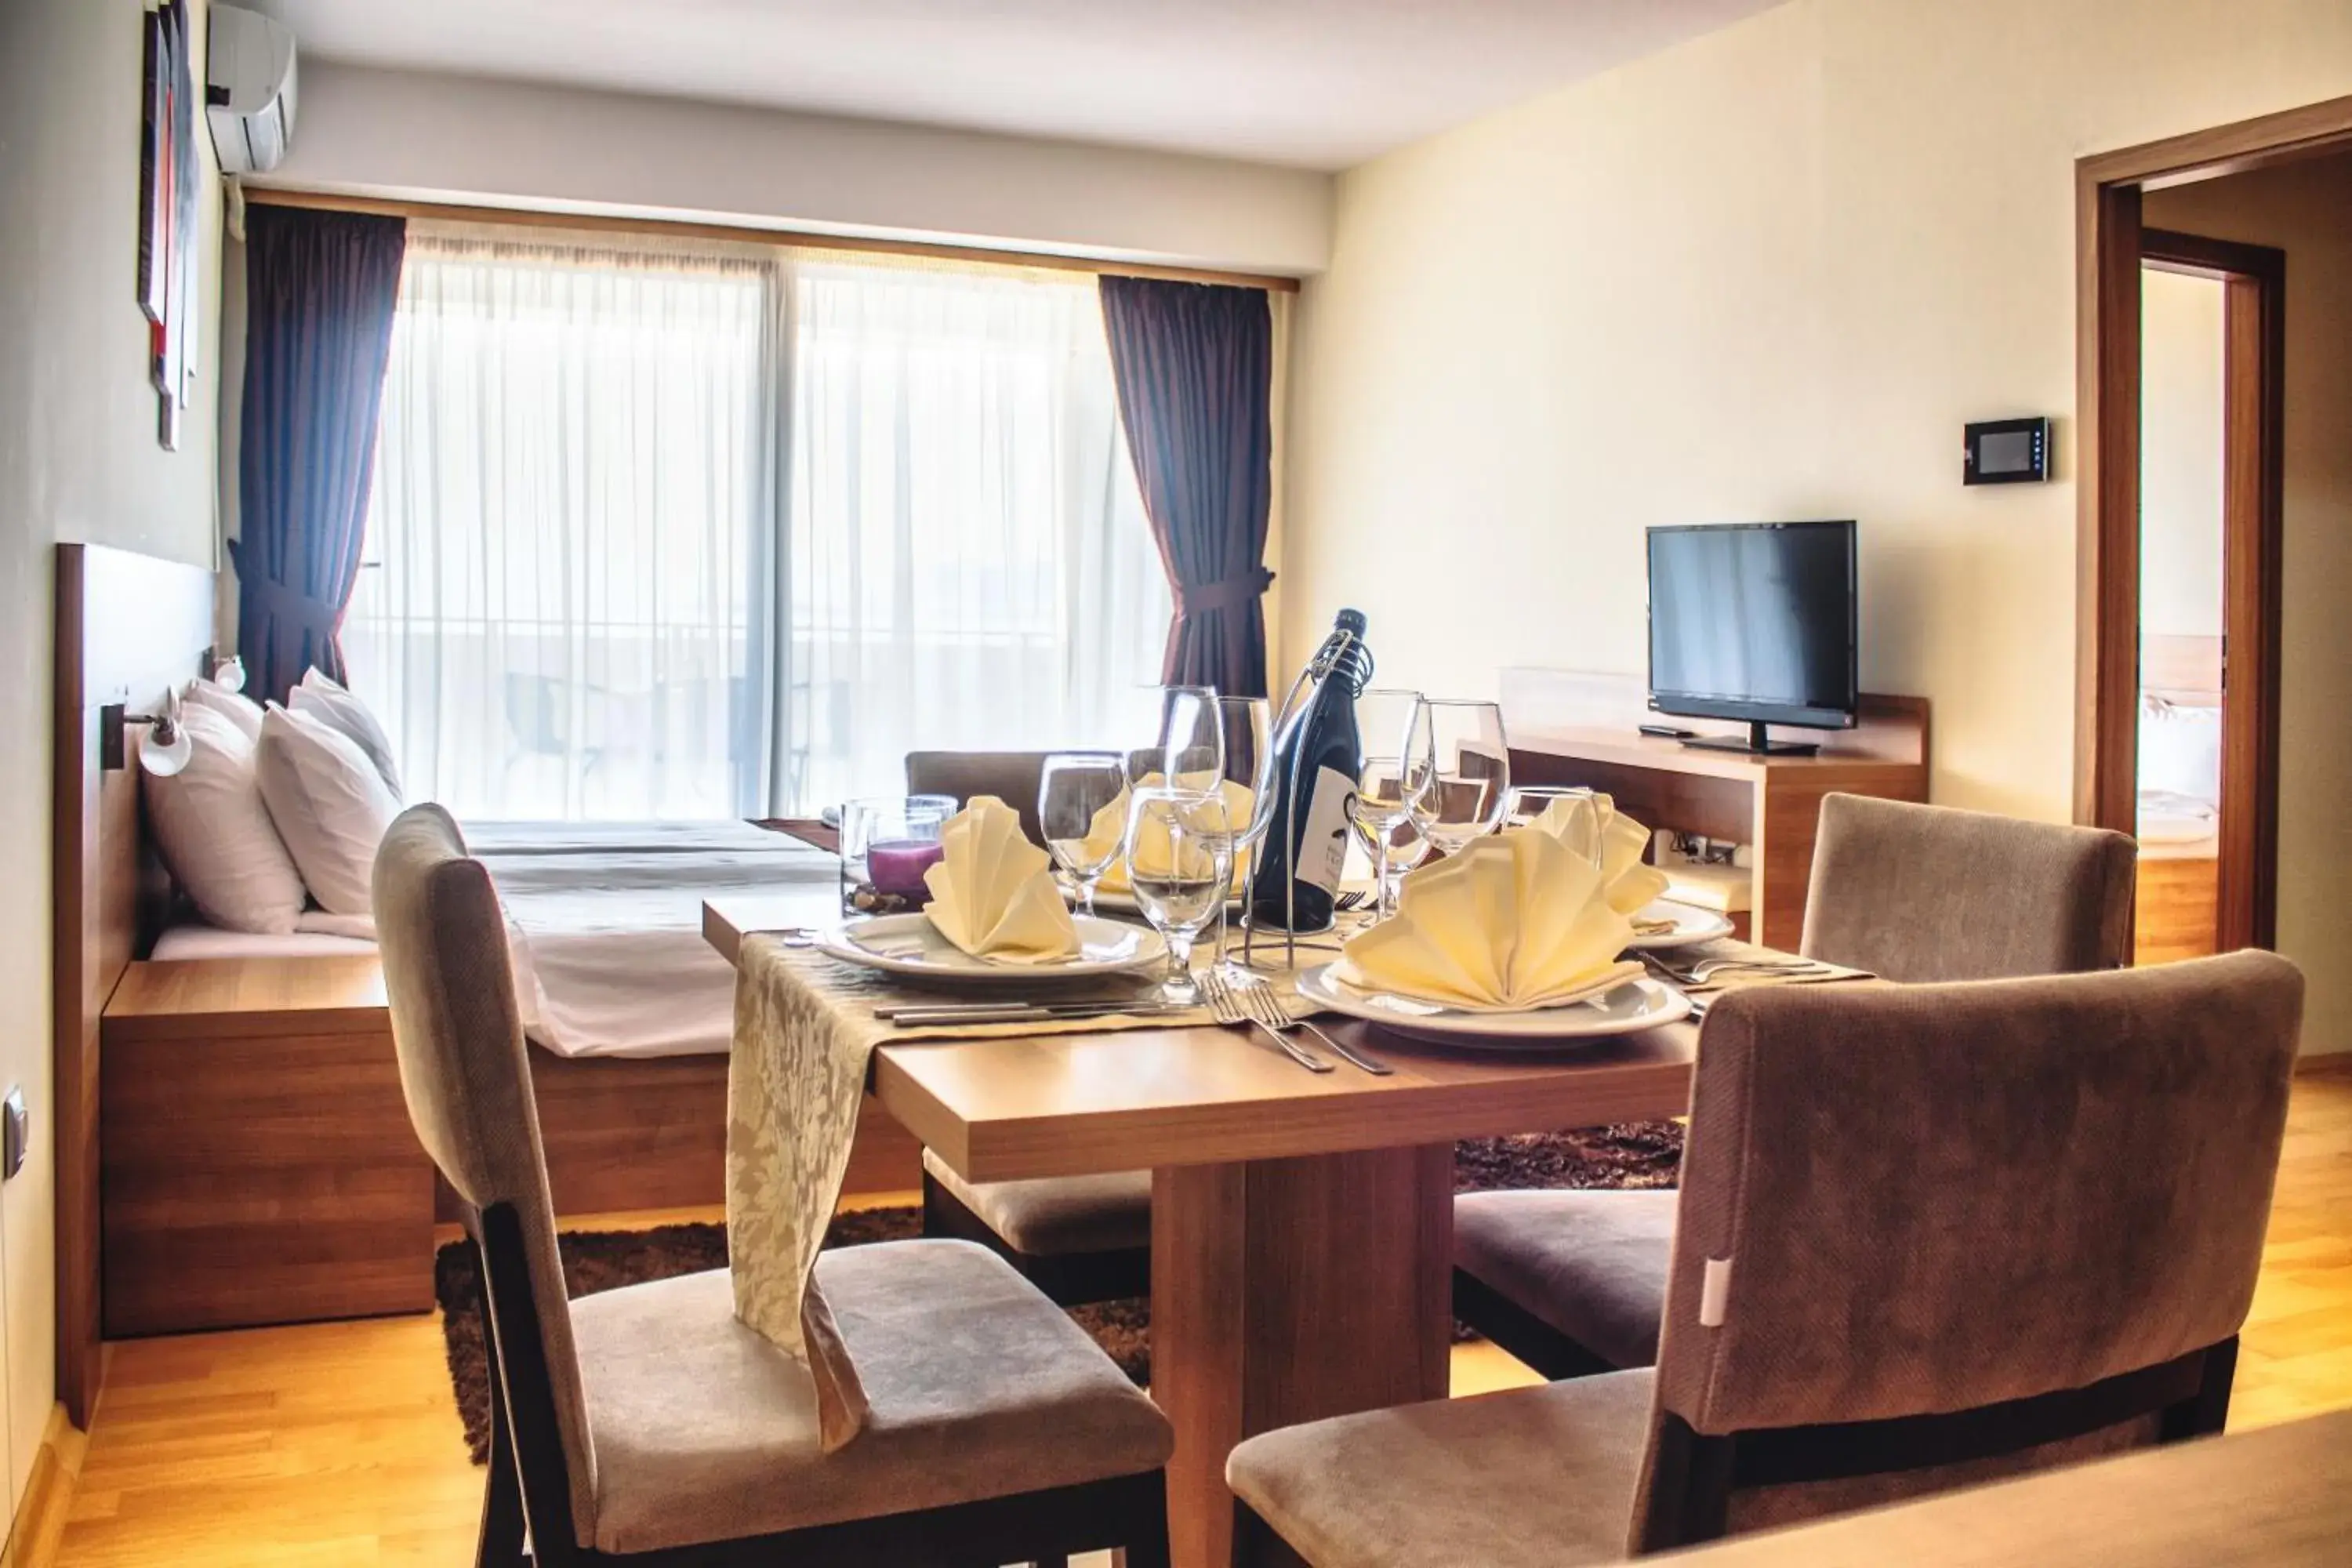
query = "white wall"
xmin=2140 ymin=270 xmax=2226 ymax=640
xmin=0 ymin=0 xmax=225 ymax=1498
xmin=2147 ymin=154 xmax=2352 ymax=1055
xmin=1282 ymin=0 xmax=2352 ymax=829
xmin=259 ymin=61 xmax=1333 ymax=276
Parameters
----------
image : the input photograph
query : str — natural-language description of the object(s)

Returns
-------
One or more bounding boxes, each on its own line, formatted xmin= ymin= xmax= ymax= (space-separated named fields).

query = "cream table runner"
xmin=726 ymin=934 xmax=1231 ymax=1449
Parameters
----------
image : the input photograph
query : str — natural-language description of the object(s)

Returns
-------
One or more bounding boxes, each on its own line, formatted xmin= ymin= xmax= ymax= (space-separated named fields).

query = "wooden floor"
xmin=46 ymin=1068 xmax=2352 ymax=1566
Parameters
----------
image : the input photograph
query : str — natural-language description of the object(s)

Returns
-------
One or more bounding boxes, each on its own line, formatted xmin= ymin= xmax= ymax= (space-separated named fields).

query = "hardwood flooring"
xmin=48 ymin=1068 xmax=2352 ymax=1566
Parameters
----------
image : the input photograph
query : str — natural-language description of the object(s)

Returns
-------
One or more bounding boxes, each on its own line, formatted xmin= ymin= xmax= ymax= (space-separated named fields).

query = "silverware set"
xmin=1639 ymin=953 xmax=1855 ymax=986
xmin=874 ymin=998 xmax=1184 ymax=1027
xmin=1200 ymin=971 xmax=1392 ymax=1076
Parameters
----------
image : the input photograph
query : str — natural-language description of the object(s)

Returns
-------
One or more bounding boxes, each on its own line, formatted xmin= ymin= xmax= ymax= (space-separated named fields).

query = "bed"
xmin=2135 ymin=635 xmax=2223 ymax=964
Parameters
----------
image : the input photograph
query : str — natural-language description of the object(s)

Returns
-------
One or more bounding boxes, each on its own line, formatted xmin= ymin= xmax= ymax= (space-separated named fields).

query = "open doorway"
xmin=2130 ymin=231 xmax=2285 ymax=961
xmin=2079 ymin=103 xmax=2352 ymax=1048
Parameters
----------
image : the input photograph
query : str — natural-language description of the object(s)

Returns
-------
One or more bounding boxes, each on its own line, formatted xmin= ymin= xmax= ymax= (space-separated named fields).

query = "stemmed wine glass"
xmin=1157 ymin=684 xmax=1224 ymax=793
xmin=1212 ymin=695 xmax=1277 ymax=976
xmin=1123 ymin=787 xmax=1233 ymax=1004
xmin=1404 ymin=699 xmax=1511 ymax=856
xmin=1504 ymin=785 xmax=1604 ymax=867
xmin=1348 ymin=688 xmax=1424 ymax=920
xmin=1038 ymin=751 xmax=1128 ymax=918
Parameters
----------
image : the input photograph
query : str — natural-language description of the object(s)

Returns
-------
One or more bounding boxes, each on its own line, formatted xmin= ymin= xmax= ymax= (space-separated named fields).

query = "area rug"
xmin=437 ymin=1123 xmax=1682 ymax=1463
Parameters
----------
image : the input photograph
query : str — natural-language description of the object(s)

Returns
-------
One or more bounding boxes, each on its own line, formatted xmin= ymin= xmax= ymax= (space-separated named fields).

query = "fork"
xmin=1202 ymin=971 xmax=1333 ymax=1073
xmin=1334 ymin=889 xmax=1373 ymax=913
xmin=1236 ymin=982 xmax=1392 ymax=1076
xmin=1642 ymin=953 xmax=1831 ymax=986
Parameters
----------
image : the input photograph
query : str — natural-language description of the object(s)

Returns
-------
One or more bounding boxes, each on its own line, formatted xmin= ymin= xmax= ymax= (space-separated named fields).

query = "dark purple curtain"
xmin=1098 ymin=277 xmax=1275 ymax=697
xmin=231 ymin=205 xmax=407 ymax=702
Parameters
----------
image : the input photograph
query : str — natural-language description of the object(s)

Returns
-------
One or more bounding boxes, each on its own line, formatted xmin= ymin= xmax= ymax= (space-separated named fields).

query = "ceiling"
xmin=252 ymin=0 xmax=1784 ymax=170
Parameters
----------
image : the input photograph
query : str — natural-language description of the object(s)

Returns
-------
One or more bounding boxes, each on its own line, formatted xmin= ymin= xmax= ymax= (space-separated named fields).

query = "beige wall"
xmin=264 ymin=62 xmax=1334 ymax=277
xmin=0 ymin=0 xmax=225 ymax=1494
xmin=2140 ymin=270 xmax=2226 ymax=640
xmin=2146 ymin=154 xmax=2352 ymax=1055
xmin=1282 ymin=0 xmax=2352 ymax=837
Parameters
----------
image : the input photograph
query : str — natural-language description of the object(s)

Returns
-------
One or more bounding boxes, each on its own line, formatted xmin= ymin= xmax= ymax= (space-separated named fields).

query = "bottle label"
xmin=1296 ymin=765 xmax=1356 ymax=895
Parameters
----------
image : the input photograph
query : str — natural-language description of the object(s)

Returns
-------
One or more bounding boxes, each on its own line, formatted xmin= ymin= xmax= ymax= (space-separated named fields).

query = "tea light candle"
xmin=867 ymin=837 xmax=945 ymax=898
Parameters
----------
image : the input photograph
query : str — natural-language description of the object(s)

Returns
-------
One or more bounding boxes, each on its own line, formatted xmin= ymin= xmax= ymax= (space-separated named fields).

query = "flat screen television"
xmin=1646 ymin=520 xmax=1858 ymax=756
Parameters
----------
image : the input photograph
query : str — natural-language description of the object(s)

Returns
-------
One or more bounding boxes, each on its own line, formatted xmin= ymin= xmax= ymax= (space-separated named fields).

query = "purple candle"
xmin=868 ymin=838 xmax=946 ymax=898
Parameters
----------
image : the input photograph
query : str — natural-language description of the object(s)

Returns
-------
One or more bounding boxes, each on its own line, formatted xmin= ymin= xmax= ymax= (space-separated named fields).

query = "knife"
xmin=880 ymin=1001 xmax=1183 ymax=1027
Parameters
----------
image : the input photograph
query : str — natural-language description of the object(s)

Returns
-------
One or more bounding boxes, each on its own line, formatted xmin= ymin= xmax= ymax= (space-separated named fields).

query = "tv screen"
xmin=1647 ymin=521 xmax=1858 ymax=731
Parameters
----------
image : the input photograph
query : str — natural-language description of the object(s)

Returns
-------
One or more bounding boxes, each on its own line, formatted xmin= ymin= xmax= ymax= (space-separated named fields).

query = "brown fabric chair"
xmin=1231 ymin=953 xmax=2302 ymax=1567
xmin=905 ymin=750 xmax=1154 ymax=1304
xmin=904 ymin=750 xmax=1054 ymax=845
xmin=373 ymin=804 xmax=1172 ymax=1567
xmin=1454 ymin=793 xmax=2140 ymax=1379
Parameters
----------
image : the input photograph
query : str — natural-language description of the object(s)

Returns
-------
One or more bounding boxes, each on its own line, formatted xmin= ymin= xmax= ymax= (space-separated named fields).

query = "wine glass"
xmin=1038 ymin=751 xmax=1128 ymax=918
xmin=1212 ymin=695 xmax=1276 ymax=975
xmin=1349 ymin=689 xmax=1423 ymax=920
xmin=1405 ymin=699 xmax=1511 ymax=856
xmin=1157 ymin=684 xmax=1225 ymax=793
xmin=1124 ymin=787 xmax=1233 ymax=1005
xmin=1504 ymin=785 xmax=1603 ymax=866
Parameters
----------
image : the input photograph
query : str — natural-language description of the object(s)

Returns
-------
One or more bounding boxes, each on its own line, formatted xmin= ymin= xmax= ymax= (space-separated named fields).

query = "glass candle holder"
xmin=840 ymin=796 xmax=953 ymax=915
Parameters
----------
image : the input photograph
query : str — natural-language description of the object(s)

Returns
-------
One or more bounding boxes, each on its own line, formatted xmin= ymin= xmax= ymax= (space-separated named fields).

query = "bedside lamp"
xmin=101 ymin=692 xmax=194 ymax=776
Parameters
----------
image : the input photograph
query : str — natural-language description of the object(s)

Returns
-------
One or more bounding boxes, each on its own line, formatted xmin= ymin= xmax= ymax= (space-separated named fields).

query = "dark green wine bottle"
xmin=1249 ymin=609 xmax=1372 ymax=932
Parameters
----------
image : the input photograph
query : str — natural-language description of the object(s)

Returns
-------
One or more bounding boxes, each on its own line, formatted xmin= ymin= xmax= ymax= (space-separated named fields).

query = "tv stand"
xmin=1679 ymin=720 xmax=1820 ymax=757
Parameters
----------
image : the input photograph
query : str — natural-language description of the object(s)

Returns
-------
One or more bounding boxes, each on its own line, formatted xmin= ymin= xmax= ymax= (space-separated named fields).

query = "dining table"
xmin=703 ymin=891 xmax=1707 ymax=1568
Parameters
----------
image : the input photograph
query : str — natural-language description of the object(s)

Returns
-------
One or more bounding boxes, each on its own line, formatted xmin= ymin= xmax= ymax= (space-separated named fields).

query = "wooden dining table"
xmin=704 ymin=892 xmax=1701 ymax=1568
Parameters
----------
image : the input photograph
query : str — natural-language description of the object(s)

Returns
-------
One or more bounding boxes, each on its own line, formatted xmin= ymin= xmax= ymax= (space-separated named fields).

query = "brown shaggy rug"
xmin=437 ymin=1123 xmax=1681 ymax=1463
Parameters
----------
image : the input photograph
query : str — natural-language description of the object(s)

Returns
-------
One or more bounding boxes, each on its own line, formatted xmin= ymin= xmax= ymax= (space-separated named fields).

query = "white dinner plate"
xmin=1624 ymin=898 xmax=1737 ymax=951
xmin=817 ymin=913 xmax=1166 ymax=983
xmin=1294 ymin=963 xmax=1690 ymax=1049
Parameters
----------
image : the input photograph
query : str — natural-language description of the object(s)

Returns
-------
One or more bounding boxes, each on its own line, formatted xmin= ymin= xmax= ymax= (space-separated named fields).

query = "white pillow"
xmin=255 ymin=705 xmax=403 ymax=917
xmin=290 ymin=668 xmax=403 ymax=800
xmin=143 ymin=703 xmax=308 ymax=935
xmin=181 ymin=679 xmax=263 ymax=742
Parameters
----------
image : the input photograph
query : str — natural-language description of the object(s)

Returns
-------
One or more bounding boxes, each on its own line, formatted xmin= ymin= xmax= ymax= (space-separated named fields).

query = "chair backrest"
xmin=905 ymin=750 xmax=1053 ymax=844
xmin=1800 ymin=794 xmax=2136 ymax=980
xmin=372 ymin=804 xmax=596 ymax=1548
xmin=1632 ymin=950 xmax=2303 ymax=1552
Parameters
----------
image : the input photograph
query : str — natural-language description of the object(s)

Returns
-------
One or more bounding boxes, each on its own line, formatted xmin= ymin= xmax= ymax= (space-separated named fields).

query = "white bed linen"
xmin=475 ymin=820 xmax=835 ymax=1060
xmin=152 ymin=820 xmax=834 ymax=1060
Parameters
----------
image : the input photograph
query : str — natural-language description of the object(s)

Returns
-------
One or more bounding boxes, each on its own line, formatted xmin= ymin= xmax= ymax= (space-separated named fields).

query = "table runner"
xmin=728 ymin=935 xmax=1254 ymax=1447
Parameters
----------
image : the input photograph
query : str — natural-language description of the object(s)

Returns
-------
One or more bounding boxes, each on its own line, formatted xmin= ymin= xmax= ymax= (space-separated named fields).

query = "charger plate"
xmin=817 ymin=913 xmax=1165 ymax=983
xmin=1294 ymin=962 xmax=1690 ymax=1048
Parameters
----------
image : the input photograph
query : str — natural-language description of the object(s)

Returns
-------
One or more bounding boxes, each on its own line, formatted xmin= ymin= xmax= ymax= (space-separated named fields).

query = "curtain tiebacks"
xmin=1175 ymin=567 xmax=1276 ymax=615
xmin=227 ymin=539 xmax=342 ymax=638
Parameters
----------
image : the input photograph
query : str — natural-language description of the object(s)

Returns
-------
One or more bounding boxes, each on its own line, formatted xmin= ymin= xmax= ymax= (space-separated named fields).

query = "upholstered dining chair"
xmin=1453 ymin=793 xmax=2140 ymax=1380
xmin=373 ymin=804 xmax=1173 ymax=1568
xmin=905 ymin=749 xmax=1155 ymax=1306
xmin=1232 ymin=953 xmax=2302 ymax=1567
xmin=905 ymin=750 xmax=1054 ymax=845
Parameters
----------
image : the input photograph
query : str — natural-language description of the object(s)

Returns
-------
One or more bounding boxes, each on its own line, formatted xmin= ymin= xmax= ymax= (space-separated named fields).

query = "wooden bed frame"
xmin=2133 ymin=633 xmax=2223 ymax=966
xmin=54 ymin=546 xmax=916 ymax=1415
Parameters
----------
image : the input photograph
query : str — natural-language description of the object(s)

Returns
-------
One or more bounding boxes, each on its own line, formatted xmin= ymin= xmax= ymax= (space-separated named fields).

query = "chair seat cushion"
xmin=573 ymin=1239 xmax=1172 ymax=1554
xmin=1454 ymin=1189 xmax=1676 ymax=1371
xmin=1228 ymin=1368 xmax=1656 ymax=1568
xmin=924 ymin=1148 xmax=1152 ymax=1256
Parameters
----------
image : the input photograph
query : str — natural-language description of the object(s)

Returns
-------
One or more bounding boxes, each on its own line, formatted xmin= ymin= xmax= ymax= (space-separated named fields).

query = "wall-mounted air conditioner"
xmin=205 ymin=5 xmax=298 ymax=175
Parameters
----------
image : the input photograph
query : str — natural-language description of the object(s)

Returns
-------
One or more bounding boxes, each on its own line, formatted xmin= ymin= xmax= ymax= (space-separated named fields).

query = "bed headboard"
xmin=51 ymin=542 xmax=216 ymax=1425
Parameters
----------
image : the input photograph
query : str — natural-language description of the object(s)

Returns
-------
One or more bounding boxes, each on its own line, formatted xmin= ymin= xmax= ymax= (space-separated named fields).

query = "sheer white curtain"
xmin=346 ymin=230 xmax=1171 ymax=819
xmin=783 ymin=252 xmax=1170 ymax=810
xmin=346 ymin=229 xmax=781 ymax=818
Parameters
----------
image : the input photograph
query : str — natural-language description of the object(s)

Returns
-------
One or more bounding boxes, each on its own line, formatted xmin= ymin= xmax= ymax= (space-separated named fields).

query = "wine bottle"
xmin=1249 ymin=608 xmax=1373 ymax=933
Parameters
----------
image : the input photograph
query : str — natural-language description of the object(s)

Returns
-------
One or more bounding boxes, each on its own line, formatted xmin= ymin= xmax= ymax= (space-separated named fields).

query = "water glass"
xmin=1157 ymin=684 xmax=1225 ymax=793
xmin=1037 ymin=751 xmax=1128 ymax=918
xmin=1351 ymin=688 xmax=1424 ymax=920
xmin=1405 ymin=699 xmax=1511 ymax=856
xmin=1124 ymin=787 xmax=1232 ymax=1005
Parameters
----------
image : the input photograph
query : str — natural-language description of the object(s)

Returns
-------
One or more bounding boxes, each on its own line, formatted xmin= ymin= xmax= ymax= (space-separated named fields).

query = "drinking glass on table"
xmin=1349 ymin=688 xmax=1424 ymax=921
xmin=1156 ymin=684 xmax=1225 ymax=793
xmin=1404 ymin=699 xmax=1511 ymax=856
xmin=1212 ymin=695 xmax=1277 ymax=975
xmin=1124 ymin=787 xmax=1233 ymax=1005
xmin=1037 ymin=751 xmax=1128 ymax=919
xmin=838 ymin=796 xmax=953 ymax=915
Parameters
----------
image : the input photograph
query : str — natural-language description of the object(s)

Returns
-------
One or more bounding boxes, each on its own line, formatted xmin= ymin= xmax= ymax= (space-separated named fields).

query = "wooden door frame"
xmin=2074 ymin=93 xmax=2352 ymax=949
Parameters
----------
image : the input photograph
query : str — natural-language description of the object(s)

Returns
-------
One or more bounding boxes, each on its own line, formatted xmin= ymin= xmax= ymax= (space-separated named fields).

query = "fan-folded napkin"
xmin=1529 ymin=791 xmax=1673 ymax=914
xmin=923 ymin=796 xmax=1080 ymax=963
xmin=1337 ymin=827 xmax=1643 ymax=1010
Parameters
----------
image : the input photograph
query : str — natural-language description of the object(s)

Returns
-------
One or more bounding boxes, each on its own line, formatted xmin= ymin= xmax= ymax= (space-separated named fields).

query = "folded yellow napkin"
xmin=923 ymin=797 xmax=1080 ymax=963
xmin=1336 ymin=828 xmax=1642 ymax=1010
xmin=1527 ymin=792 xmax=1673 ymax=915
xmin=1083 ymin=775 xmax=1254 ymax=895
